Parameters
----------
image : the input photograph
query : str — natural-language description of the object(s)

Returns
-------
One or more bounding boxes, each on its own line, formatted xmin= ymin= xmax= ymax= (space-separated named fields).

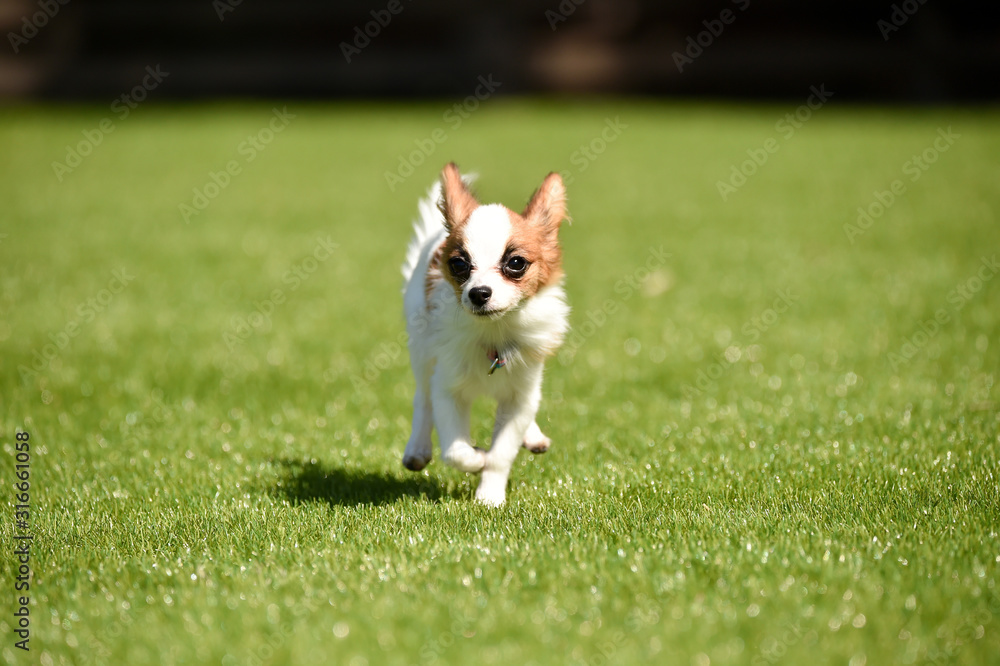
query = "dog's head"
xmin=438 ymin=163 xmax=566 ymax=318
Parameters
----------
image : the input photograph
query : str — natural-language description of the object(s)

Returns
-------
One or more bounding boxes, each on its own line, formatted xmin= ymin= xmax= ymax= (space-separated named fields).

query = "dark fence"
xmin=2 ymin=0 xmax=998 ymax=101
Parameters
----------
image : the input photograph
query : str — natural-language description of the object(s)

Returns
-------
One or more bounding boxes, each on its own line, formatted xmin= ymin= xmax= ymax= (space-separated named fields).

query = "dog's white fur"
xmin=400 ymin=168 xmax=569 ymax=506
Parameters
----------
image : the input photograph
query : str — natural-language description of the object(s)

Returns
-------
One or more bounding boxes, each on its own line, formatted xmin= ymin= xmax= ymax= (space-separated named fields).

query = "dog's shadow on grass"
xmin=272 ymin=458 xmax=455 ymax=507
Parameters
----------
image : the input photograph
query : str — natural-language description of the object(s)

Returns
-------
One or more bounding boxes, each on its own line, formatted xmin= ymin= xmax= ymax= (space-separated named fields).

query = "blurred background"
xmin=1 ymin=0 xmax=998 ymax=102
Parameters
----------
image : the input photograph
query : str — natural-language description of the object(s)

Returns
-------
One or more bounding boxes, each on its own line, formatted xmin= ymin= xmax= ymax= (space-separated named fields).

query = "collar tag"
xmin=488 ymin=349 xmax=506 ymax=375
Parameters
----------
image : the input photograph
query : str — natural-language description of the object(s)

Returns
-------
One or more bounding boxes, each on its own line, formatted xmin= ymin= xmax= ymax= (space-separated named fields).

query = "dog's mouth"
xmin=468 ymin=305 xmax=508 ymax=319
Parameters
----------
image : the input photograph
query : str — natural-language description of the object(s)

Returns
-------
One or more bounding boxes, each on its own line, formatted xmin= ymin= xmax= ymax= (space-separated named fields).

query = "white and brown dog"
xmin=400 ymin=163 xmax=569 ymax=506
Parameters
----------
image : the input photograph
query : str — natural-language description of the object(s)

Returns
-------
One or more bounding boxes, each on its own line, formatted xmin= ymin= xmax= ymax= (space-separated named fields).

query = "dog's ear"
xmin=523 ymin=172 xmax=566 ymax=238
xmin=440 ymin=163 xmax=478 ymax=232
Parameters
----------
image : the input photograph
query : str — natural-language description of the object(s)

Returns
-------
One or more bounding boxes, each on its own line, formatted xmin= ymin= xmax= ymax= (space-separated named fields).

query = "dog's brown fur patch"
xmin=436 ymin=166 xmax=567 ymax=305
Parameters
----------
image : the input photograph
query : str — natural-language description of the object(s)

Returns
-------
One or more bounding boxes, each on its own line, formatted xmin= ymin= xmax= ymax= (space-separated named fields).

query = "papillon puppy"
xmin=400 ymin=163 xmax=569 ymax=506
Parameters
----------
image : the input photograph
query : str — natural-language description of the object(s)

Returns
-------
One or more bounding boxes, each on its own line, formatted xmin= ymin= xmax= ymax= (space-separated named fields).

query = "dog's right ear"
xmin=440 ymin=162 xmax=478 ymax=232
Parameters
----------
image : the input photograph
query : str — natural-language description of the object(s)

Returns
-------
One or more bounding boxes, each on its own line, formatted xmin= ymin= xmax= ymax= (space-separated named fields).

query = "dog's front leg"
xmin=402 ymin=385 xmax=433 ymax=471
xmin=431 ymin=371 xmax=486 ymax=474
xmin=476 ymin=370 xmax=543 ymax=506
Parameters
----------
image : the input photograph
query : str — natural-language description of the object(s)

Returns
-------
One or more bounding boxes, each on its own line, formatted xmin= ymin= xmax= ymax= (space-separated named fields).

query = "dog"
xmin=400 ymin=163 xmax=570 ymax=506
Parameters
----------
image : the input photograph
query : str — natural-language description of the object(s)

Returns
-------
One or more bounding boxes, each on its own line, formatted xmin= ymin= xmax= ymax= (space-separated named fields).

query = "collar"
xmin=487 ymin=348 xmax=507 ymax=375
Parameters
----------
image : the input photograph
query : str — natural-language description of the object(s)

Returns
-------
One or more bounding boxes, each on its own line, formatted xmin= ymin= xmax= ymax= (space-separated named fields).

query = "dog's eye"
xmin=503 ymin=255 xmax=529 ymax=279
xmin=448 ymin=256 xmax=471 ymax=280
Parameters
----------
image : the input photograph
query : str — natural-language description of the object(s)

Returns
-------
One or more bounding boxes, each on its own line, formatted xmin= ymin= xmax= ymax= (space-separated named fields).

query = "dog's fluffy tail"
xmin=401 ymin=180 xmax=445 ymax=284
xmin=401 ymin=173 xmax=476 ymax=285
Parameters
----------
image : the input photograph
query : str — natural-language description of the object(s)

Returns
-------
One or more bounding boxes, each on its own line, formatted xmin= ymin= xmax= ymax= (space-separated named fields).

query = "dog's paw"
xmin=442 ymin=445 xmax=486 ymax=474
xmin=475 ymin=469 xmax=509 ymax=506
xmin=522 ymin=422 xmax=551 ymax=454
xmin=523 ymin=434 xmax=550 ymax=454
xmin=403 ymin=437 xmax=433 ymax=471
xmin=474 ymin=483 xmax=506 ymax=507
xmin=402 ymin=452 xmax=431 ymax=471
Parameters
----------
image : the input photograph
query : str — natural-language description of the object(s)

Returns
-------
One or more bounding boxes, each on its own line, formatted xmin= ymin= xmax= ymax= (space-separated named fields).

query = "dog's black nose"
xmin=468 ymin=286 xmax=492 ymax=307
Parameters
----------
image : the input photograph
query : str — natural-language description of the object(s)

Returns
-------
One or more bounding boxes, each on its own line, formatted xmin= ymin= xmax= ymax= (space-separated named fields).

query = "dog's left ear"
xmin=523 ymin=172 xmax=567 ymax=238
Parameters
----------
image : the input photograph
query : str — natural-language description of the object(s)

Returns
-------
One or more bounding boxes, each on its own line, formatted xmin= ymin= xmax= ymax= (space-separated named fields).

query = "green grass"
xmin=1 ymin=99 xmax=999 ymax=665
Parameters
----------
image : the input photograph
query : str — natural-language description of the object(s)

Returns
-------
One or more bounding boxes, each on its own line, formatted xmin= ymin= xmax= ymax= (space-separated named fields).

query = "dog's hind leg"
xmin=522 ymin=420 xmax=551 ymax=454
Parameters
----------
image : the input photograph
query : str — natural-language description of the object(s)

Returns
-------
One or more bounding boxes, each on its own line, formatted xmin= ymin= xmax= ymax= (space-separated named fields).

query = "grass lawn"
xmin=1 ymin=98 xmax=999 ymax=665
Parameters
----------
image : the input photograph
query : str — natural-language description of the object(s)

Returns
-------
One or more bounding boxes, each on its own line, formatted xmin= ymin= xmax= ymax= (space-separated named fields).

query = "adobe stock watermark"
xmin=843 ymin=126 xmax=959 ymax=244
xmin=887 ymin=254 xmax=998 ymax=370
xmin=340 ymin=0 xmax=414 ymax=63
xmin=750 ymin=622 xmax=812 ymax=666
xmin=384 ymin=74 xmax=502 ymax=192
xmin=673 ymin=0 xmax=751 ymax=73
xmin=51 ymin=65 xmax=169 ymax=181
xmin=343 ymin=334 xmax=407 ymax=390
xmin=340 ymin=283 xmax=455 ymax=390
xmin=75 ymin=599 xmax=160 ymax=665
xmin=179 ymin=107 xmax=295 ymax=223
xmin=222 ymin=236 xmax=337 ymax=350
xmin=343 ymin=233 xmax=650 ymax=388
xmin=114 ymin=391 xmax=178 ymax=450
xmin=240 ymin=598 xmax=322 ymax=666
xmin=557 ymin=245 xmax=671 ymax=365
xmin=545 ymin=0 xmax=588 ymax=31
xmin=419 ymin=616 xmax=475 ymax=664
xmin=561 ymin=116 xmax=629 ymax=186
xmin=716 ymin=84 xmax=833 ymax=201
xmin=681 ymin=287 xmax=799 ymax=397
xmin=579 ymin=595 xmax=662 ymax=666
xmin=17 ymin=268 xmax=136 ymax=388
xmin=877 ymin=0 xmax=930 ymax=41
xmin=922 ymin=592 xmax=999 ymax=666
xmin=7 ymin=0 xmax=70 ymax=54
xmin=213 ymin=0 xmax=243 ymax=21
